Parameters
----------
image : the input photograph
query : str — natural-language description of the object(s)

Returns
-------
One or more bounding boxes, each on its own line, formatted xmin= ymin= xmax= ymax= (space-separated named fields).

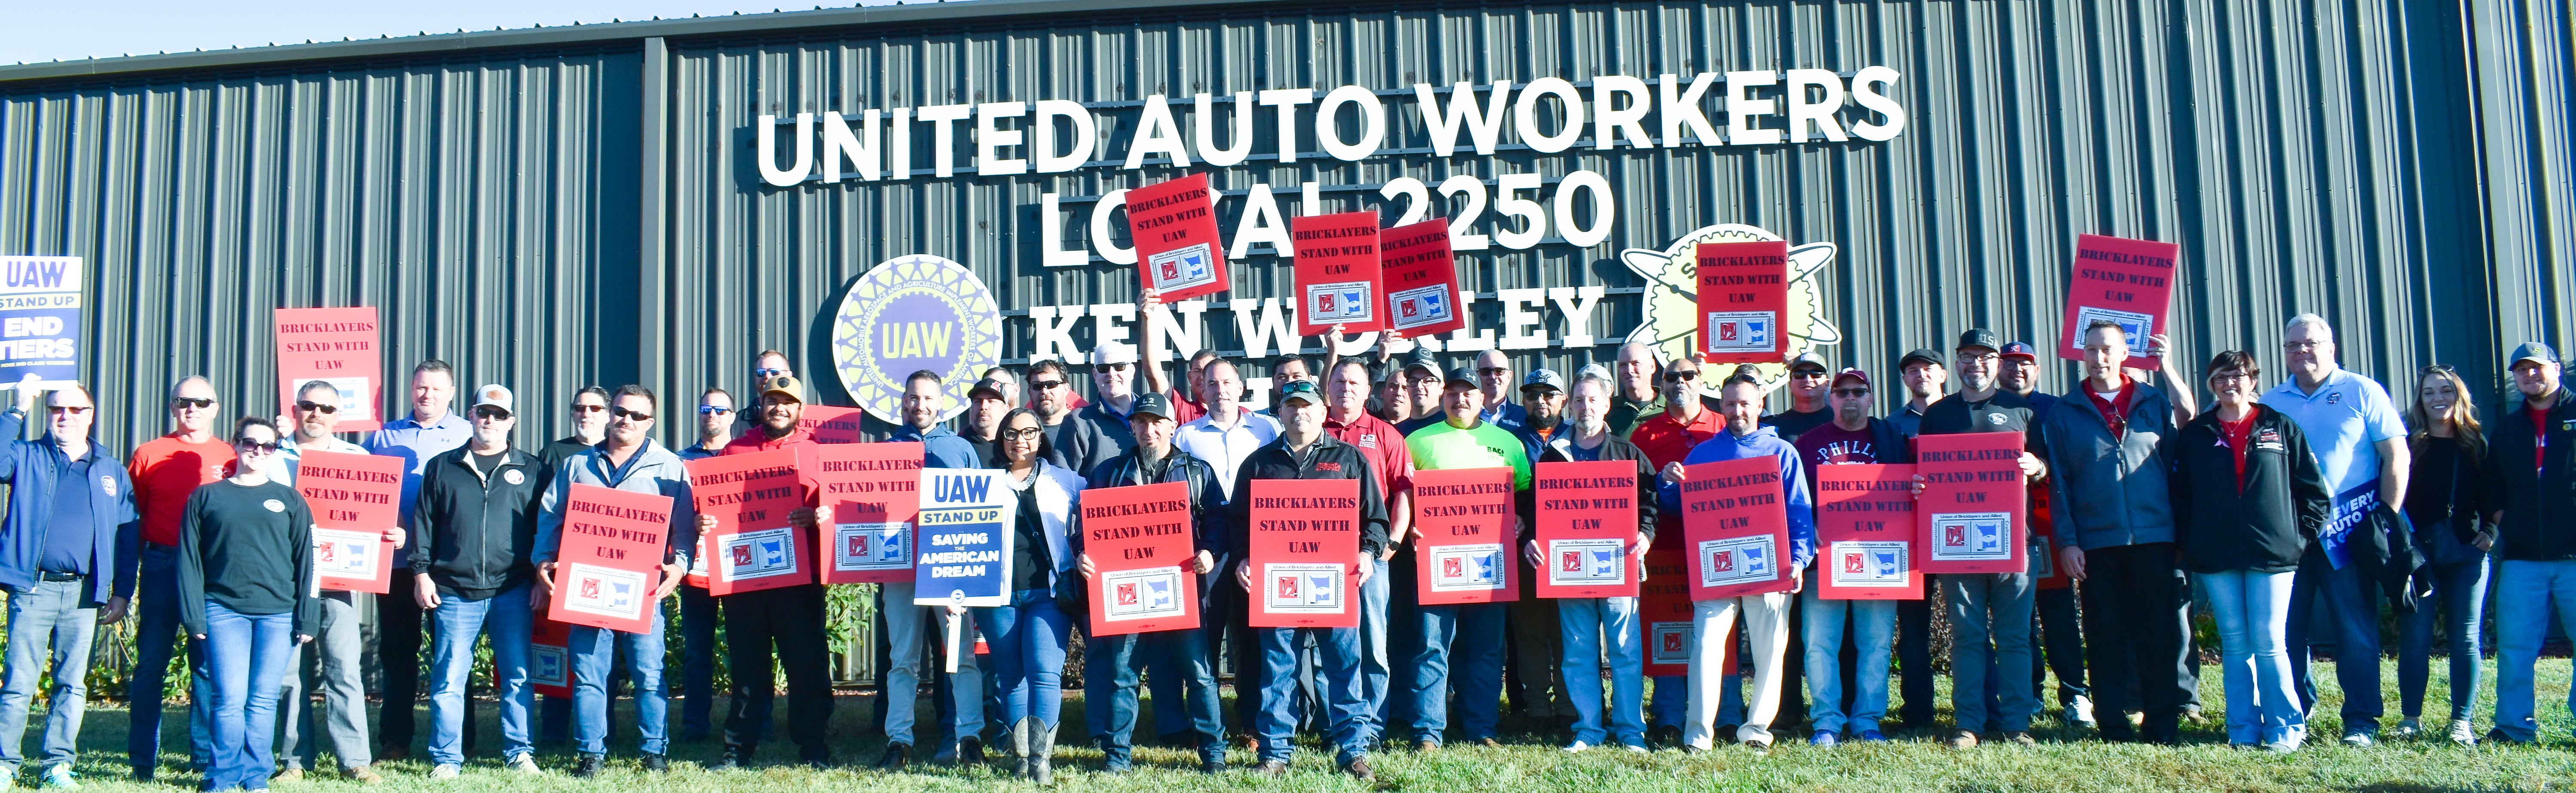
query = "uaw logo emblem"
xmin=830 ymin=255 xmax=1002 ymax=424
xmin=1622 ymin=223 xmax=1841 ymax=394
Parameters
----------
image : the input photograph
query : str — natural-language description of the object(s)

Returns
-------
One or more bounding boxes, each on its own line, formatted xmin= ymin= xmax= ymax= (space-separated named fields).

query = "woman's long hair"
xmin=2407 ymin=365 xmax=2486 ymax=463
xmin=992 ymin=407 xmax=1055 ymax=470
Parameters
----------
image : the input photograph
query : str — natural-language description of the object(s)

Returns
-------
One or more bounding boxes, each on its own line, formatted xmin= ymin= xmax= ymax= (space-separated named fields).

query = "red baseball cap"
xmin=1833 ymin=368 xmax=1871 ymax=388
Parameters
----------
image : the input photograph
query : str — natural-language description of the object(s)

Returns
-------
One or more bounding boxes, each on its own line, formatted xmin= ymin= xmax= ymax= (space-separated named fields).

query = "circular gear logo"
xmin=830 ymin=255 xmax=1002 ymax=423
xmin=1620 ymin=223 xmax=1840 ymax=396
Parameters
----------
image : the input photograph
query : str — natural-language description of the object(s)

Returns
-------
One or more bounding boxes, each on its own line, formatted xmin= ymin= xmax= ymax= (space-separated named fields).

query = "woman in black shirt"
xmin=2396 ymin=365 xmax=2494 ymax=745
xmin=179 ymin=417 xmax=317 ymax=792
xmin=974 ymin=408 xmax=1081 ymax=784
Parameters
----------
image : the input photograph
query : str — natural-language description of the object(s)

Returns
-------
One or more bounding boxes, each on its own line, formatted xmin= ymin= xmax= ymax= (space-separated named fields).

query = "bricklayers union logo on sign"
xmin=1620 ymin=224 xmax=1840 ymax=395
xmin=831 ymin=255 xmax=1003 ymax=423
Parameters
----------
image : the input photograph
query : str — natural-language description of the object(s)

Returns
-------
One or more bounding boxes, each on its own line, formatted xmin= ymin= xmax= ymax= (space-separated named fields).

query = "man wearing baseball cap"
xmin=1915 ymin=329 xmax=2051 ymax=748
xmin=706 ymin=375 xmax=836 ymax=768
xmin=1072 ymin=390 xmax=1231 ymax=772
xmin=1999 ymin=340 xmax=2089 ymax=731
xmin=2485 ymin=342 xmax=2574 ymax=744
xmin=1889 ymin=349 xmax=1948 ymax=439
xmin=1507 ymin=369 xmax=1578 ymax=733
xmin=1787 ymin=368 xmax=1912 ymax=745
xmin=1394 ymin=348 xmax=1446 ymax=435
xmin=962 ymin=376 xmax=1015 ymax=468
xmin=412 ymin=384 xmax=547 ymax=778
xmin=1887 ymin=347 xmax=1947 ymax=728
xmin=1399 ymin=367 xmax=1535 ymax=751
xmin=1316 ymin=359 xmax=1418 ymax=750
xmin=1762 ymin=353 xmax=1836 ymax=444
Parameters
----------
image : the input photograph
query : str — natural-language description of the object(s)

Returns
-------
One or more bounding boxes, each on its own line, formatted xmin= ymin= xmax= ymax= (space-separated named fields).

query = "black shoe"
xmin=1649 ymin=724 xmax=1683 ymax=748
xmin=1343 ymin=757 xmax=1375 ymax=782
xmin=1253 ymin=759 xmax=1288 ymax=776
xmin=572 ymin=753 xmax=606 ymax=778
xmin=714 ymin=747 xmax=749 ymax=771
xmin=957 ymin=735 xmax=985 ymax=764
xmin=641 ymin=754 xmax=670 ymax=773
xmin=1200 ymin=758 xmax=1226 ymax=775
xmin=878 ymin=742 xmax=911 ymax=771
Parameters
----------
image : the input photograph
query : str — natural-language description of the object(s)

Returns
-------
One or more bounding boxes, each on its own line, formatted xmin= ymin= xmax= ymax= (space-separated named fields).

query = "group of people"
xmin=0 ymin=304 xmax=2567 ymax=787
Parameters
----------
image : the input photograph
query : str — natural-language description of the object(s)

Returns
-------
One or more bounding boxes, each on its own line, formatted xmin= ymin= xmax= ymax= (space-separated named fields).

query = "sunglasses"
xmin=698 ymin=405 xmax=734 ymax=415
xmin=1792 ymin=370 xmax=1831 ymax=379
xmin=1477 ymin=367 xmax=1510 ymax=376
xmin=294 ymin=400 xmax=338 ymax=414
xmin=754 ymin=367 xmax=788 ymax=378
xmin=1031 ymin=380 xmax=1066 ymax=391
xmin=471 ymin=406 xmax=513 ymax=421
xmin=571 ymin=404 xmax=607 ymax=413
xmin=235 ymin=439 xmax=282 ymax=453
xmin=1098 ymin=363 xmax=1132 ymax=372
xmin=1832 ymin=388 xmax=1871 ymax=397
xmin=1664 ymin=370 xmax=1701 ymax=383
xmin=612 ymin=407 xmax=653 ymax=422
xmin=170 ymin=397 xmax=215 ymax=409
xmin=46 ymin=406 xmax=92 ymax=415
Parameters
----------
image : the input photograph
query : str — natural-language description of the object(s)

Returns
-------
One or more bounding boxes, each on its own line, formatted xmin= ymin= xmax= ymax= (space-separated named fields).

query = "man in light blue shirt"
xmin=2258 ymin=314 xmax=2409 ymax=747
xmin=363 ymin=360 xmax=474 ymax=759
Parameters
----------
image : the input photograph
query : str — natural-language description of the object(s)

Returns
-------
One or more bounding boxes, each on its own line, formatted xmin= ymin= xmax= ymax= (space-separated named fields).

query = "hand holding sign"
xmin=547 ymin=484 xmax=678 ymax=634
xmin=1678 ymin=458 xmax=1795 ymax=600
xmin=1125 ymin=174 xmax=1230 ymax=302
xmin=2058 ymin=234 xmax=2180 ymax=370
xmin=1080 ymin=482 xmax=1198 ymax=636
xmin=1409 ymin=467 xmax=1517 ymax=605
xmin=687 ymin=450 xmax=814 ymax=595
xmin=295 ymin=450 xmax=406 ymax=594
xmin=1292 ymin=212 xmax=1385 ymax=336
xmin=273 ymin=307 xmax=385 ymax=431
xmin=1694 ymin=241 xmax=1789 ymax=363
xmin=1814 ymin=464 xmax=1922 ymax=600
xmin=1914 ymin=432 xmax=2029 ymax=575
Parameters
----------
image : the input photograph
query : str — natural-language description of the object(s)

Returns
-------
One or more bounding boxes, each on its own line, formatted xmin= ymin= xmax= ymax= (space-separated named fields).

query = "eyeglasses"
xmin=2282 ymin=341 xmax=2325 ymax=351
xmin=471 ymin=406 xmax=513 ymax=421
xmin=235 ymin=440 xmax=282 ymax=454
xmin=572 ymin=404 xmax=607 ymax=413
xmin=170 ymin=398 xmax=215 ymax=409
xmin=45 ymin=406 xmax=91 ymax=415
xmin=1030 ymin=380 xmax=1065 ymax=391
xmin=1002 ymin=427 xmax=1046 ymax=440
xmin=698 ymin=405 xmax=734 ymax=415
xmin=1664 ymin=370 xmax=1701 ymax=383
xmin=612 ymin=407 xmax=653 ymax=422
xmin=2209 ymin=371 xmax=2255 ymax=383
xmin=1832 ymin=388 xmax=1871 ymax=397
xmin=1409 ymin=375 xmax=1442 ymax=384
xmin=294 ymin=400 xmax=338 ymax=414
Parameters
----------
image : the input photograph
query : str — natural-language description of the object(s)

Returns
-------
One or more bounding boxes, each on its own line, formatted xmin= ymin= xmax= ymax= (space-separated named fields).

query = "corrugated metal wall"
xmin=0 ymin=0 xmax=2561 ymax=448
xmin=0 ymin=49 xmax=644 ymax=452
xmin=654 ymin=0 xmax=2509 ymax=419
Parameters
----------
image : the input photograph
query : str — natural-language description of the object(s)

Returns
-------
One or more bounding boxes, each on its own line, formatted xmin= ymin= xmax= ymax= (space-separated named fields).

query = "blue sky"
xmin=2 ymin=0 xmax=917 ymax=65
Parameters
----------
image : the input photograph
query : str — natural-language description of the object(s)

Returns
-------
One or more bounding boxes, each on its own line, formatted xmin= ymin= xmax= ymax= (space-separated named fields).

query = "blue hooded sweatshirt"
xmin=1657 ymin=425 xmax=1815 ymax=571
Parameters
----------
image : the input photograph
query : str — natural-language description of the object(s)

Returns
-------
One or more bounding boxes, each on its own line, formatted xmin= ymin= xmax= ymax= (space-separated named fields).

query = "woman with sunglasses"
xmin=2394 ymin=365 xmax=2493 ymax=745
xmin=178 ymin=417 xmax=318 ymax=791
xmin=975 ymin=408 xmax=1082 ymax=784
xmin=2166 ymin=352 xmax=2330 ymax=752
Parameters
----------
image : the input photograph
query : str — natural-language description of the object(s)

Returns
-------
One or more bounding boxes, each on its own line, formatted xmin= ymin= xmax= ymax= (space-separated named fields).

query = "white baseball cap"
xmin=471 ymin=384 xmax=515 ymax=415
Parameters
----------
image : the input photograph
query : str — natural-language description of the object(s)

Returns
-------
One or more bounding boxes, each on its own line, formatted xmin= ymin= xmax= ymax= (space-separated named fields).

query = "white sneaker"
xmin=2448 ymin=719 xmax=2478 ymax=746
xmin=428 ymin=765 xmax=460 ymax=781
xmin=2069 ymin=695 xmax=2097 ymax=728
xmin=2391 ymin=718 xmax=2422 ymax=738
xmin=1561 ymin=741 xmax=1592 ymax=753
xmin=507 ymin=753 xmax=543 ymax=775
xmin=2340 ymin=729 xmax=2376 ymax=747
xmin=1623 ymin=744 xmax=1650 ymax=754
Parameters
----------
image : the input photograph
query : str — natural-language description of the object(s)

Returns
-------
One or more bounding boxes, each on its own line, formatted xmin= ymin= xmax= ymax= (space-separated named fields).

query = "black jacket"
xmin=1227 ymin=433 xmax=1392 ymax=558
xmin=410 ymin=445 xmax=546 ymax=600
xmin=2166 ymin=405 xmax=2331 ymax=573
xmin=2482 ymin=394 xmax=2576 ymax=561
xmin=1081 ymin=448 xmax=1230 ymax=558
xmin=1532 ymin=431 xmax=1661 ymax=546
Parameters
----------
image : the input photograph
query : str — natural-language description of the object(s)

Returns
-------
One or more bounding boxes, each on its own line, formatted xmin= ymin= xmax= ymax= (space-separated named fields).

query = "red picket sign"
xmin=1534 ymin=461 xmax=1642 ymax=599
xmin=547 ymin=483 xmax=677 ymax=634
xmin=687 ymin=449 xmax=815 ymax=594
xmin=2058 ymin=234 xmax=2181 ymax=369
xmin=2031 ymin=518 xmax=2070 ymax=590
xmin=1079 ymin=482 xmax=1200 ymax=636
xmin=294 ymin=449 xmax=404 ymax=594
xmin=1378 ymin=219 xmax=1466 ymax=339
xmin=526 ymin=618 xmax=573 ymax=698
xmin=1245 ymin=479 xmax=1361 ymax=628
xmin=799 ymin=405 xmax=870 ymax=443
xmin=1639 ymin=544 xmax=1699 ymax=677
xmin=1680 ymin=457 xmax=1794 ymax=600
xmin=817 ymin=442 xmax=924 ymax=585
xmin=1915 ymin=432 xmax=2030 ymax=575
xmin=1126 ymin=174 xmax=1230 ymax=302
xmin=1409 ymin=467 xmax=1518 ymax=606
xmin=1814 ymin=464 xmax=1924 ymax=601
xmin=1694 ymin=241 xmax=1789 ymax=363
xmin=1292 ymin=212 xmax=1384 ymax=335
xmin=273 ymin=307 xmax=386 ymax=432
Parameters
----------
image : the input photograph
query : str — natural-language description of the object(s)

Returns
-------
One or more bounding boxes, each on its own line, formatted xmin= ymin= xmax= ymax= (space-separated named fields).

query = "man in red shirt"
xmin=703 ymin=375 xmax=832 ymax=768
xmin=125 ymin=375 xmax=234 ymax=779
xmin=1319 ymin=359 xmax=1415 ymax=747
xmin=1624 ymin=354 xmax=1722 ymax=746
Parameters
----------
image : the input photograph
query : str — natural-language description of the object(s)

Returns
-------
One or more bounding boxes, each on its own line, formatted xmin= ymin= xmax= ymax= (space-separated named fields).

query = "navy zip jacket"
xmin=0 ymin=409 xmax=140 ymax=604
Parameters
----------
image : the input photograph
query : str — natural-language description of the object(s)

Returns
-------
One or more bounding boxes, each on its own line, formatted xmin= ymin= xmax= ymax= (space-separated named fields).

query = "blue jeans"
xmin=1801 ymin=588 xmax=1895 ymax=735
xmin=2203 ymin=570 xmax=2304 ymax=747
xmin=428 ymin=583 xmax=534 ymax=766
xmin=569 ymin=607 xmax=667 ymax=756
xmin=2286 ymin=552 xmax=2383 ymax=726
xmin=1257 ymin=626 xmax=1367 ymax=765
xmin=1094 ymin=627 xmax=1224 ymax=766
xmin=1649 ymin=677 xmax=1685 ymax=730
xmin=2491 ymin=559 xmax=2576 ymax=741
xmin=197 ymin=602 xmax=295 ymax=791
xmin=1380 ymin=554 xmax=1421 ymax=740
xmin=972 ymin=589 xmax=1070 ymax=730
xmin=129 ymin=546 xmax=210 ymax=774
xmin=1358 ymin=556 xmax=1391 ymax=745
xmin=2397 ymin=558 xmax=2488 ymax=722
xmin=1941 ymin=571 xmax=2037 ymax=733
xmin=0 ymin=579 xmax=95 ymax=772
xmin=1558 ymin=597 xmax=1644 ymax=747
xmin=1404 ymin=602 xmax=1506 ymax=744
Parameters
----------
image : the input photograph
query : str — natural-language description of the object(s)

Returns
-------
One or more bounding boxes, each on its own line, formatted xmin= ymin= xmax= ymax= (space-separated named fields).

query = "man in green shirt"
xmin=1396 ymin=367 xmax=1532 ymax=750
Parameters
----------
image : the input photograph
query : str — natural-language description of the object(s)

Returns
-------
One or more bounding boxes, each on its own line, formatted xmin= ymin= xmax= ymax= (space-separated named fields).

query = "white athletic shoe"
xmin=428 ymin=765 xmax=460 ymax=781
xmin=2069 ymin=695 xmax=2097 ymax=728
xmin=1561 ymin=741 xmax=1592 ymax=753
xmin=2448 ymin=719 xmax=2478 ymax=747
xmin=507 ymin=753 xmax=543 ymax=775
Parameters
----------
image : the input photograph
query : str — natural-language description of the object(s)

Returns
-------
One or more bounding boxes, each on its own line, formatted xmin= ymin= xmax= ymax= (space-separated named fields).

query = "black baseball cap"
xmin=1130 ymin=390 xmax=1174 ymax=421
xmin=1404 ymin=348 xmax=1440 ymax=378
xmin=1899 ymin=348 xmax=1944 ymax=369
xmin=1955 ymin=329 xmax=2000 ymax=354
xmin=1444 ymin=366 xmax=1480 ymax=388
xmin=1278 ymin=379 xmax=1325 ymax=406
xmin=968 ymin=377 xmax=1007 ymax=400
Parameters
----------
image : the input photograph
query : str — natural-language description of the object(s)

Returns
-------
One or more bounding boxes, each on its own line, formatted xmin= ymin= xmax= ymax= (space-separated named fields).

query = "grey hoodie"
xmin=2042 ymin=380 xmax=2177 ymax=550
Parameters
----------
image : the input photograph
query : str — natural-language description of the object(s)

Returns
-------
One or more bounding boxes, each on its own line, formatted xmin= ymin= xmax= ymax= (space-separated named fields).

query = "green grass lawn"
xmin=39 ymin=658 xmax=2576 ymax=792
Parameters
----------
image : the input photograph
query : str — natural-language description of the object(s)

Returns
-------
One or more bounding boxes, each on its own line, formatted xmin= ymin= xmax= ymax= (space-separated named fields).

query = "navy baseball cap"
xmin=2509 ymin=342 xmax=2559 ymax=369
xmin=1444 ymin=366 xmax=1480 ymax=388
xmin=1130 ymin=390 xmax=1175 ymax=420
xmin=2001 ymin=341 xmax=2038 ymax=360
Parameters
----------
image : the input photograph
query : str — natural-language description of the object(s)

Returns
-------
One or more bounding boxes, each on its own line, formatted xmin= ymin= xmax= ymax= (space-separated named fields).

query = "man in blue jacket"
xmin=1658 ymin=374 xmax=1813 ymax=752
xmin=0 ymin=385 xmax=139 ymax=787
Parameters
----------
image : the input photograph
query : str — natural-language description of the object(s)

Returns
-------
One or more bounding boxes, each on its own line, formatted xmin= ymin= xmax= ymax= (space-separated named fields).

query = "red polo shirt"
xmin=1323 ymin=410 xmax=1415 ymax=500
xmin=1630 ymin=405 xmax=1725 ymax=473
xmin=129 ymin=433 xmax=237 ymax=547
